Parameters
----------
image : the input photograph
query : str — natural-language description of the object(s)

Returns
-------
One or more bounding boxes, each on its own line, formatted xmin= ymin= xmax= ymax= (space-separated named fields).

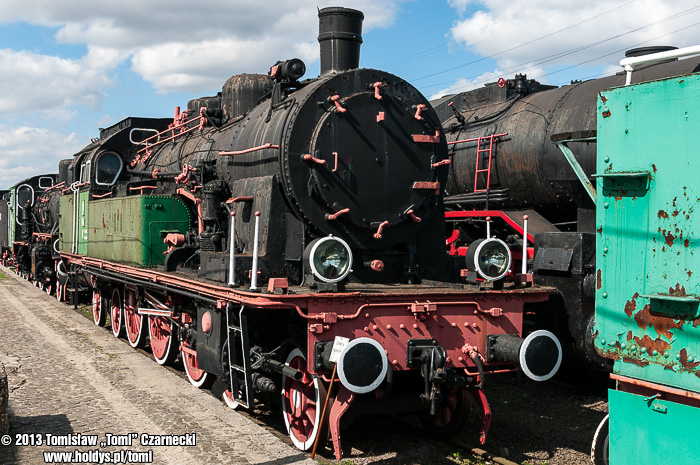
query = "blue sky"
xmin=1 ymin=0 xmax=699 ymax=189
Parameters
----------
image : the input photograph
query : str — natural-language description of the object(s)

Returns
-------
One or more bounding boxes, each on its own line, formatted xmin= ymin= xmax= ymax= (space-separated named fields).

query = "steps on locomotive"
xmin=225 ymin=304 xmax=253 ymax=409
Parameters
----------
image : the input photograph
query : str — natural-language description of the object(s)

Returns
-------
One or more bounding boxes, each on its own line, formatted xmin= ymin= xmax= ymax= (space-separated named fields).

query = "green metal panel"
xmin=58 ymin=194 xmax=72 ymax=253
xmin=87 ymin=195 xmax=191 ymax=267
xmin=609 ymin=389 xmax=700 ymax=464
xmin=595 ymin=74 xmax=700 ymax=391
xmin=78 ymin=191 xmax=89 ymax=255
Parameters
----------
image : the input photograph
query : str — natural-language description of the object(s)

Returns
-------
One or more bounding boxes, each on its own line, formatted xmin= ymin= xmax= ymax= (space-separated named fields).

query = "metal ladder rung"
xmin=226 ymin=304 xmax=253 ymax=410
xmin=474 ymin=135 xmax=496 ymax=193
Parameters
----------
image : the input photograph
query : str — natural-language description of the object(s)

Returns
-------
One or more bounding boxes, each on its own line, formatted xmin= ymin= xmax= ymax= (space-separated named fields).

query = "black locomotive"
xmin=432 ymin=47 xmax=700 ymax=369
xmin=1 ymin=7 xmax=562 ymax=459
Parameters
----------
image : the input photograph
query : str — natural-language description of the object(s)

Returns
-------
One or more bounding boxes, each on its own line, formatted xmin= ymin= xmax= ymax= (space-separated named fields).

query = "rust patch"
xmin=623 ymin=356 xmax=650 ymax=367
xmin=626 ymin=331 xmax=633 ymax=341
xmin=673 ymin=197 xmax=678 ymax=207
xmin=688 ymin=270 xmax=693 ymax=277
xmin=633 ymin=334 xmax=670 ymax=355
xmin=633 ymin=303 xmax=684 ymax=339
xmin=672 ymin=210 xmax=680 ymax=217
xmin=652 ymin=164 xmax=657 ymax=173
xmin=624 ymin=292 xmax=639 ymax=317
xmin=680 ymin=348 xmax=700 ymax=371
xmin=597 ymin=269 xmax=602 ymax=290
xmin=669 ymin=284 xmax=687 ymax=296
xmin=596 ymin=226 xmax=603 ymax=235
xmin=662 ymin=229 xmax=675 ymax=247
xmin=599 ymin=92 xmax=607 ymax=103
xmin=685 ymin=239 xmax=690 ymax=248
xmin=658 ymin=210 xmax=669 ymax=219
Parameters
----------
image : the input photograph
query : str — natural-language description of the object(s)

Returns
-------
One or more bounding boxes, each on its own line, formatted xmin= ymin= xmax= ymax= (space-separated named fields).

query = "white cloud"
xmin=0 ymin=48 xmax=114 ymax=115
xmin=0 ymin=126 xmax=84 ymax=188
xmin=449 ymin=0 xmax=700 ymax=69
xmin=429 ymin=62 xmax=546 ymax=99
xmin=433 ymin=0 xmax=700 ymax=103
xmin=0 ymin=1 xmax=405 ymax=96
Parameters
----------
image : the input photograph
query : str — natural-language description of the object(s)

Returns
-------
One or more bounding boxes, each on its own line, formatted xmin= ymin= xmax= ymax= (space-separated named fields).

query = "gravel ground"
xmin=307 ymin=371 xmax=610 ymax=465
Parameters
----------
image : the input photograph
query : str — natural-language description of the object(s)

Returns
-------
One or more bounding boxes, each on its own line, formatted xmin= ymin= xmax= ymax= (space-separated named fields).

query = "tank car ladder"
xmin=226 ymin=304 xmax=254 ymax=409
xmin=474 ymin=135 xmax=498 ymax=193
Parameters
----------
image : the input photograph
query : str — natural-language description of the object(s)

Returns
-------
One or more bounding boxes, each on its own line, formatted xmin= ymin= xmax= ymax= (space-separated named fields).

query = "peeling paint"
xmin=597 ymin=269 xmax=602 ymax=290
xmin=624 ymin=292 xmax=639 ymax=317
xmin=662 ymin=230 xmax=675 ymax=247
xmin=679 ymin=348 xmax=700 ymax=371
xmin=658 ymin=210 xmax=669 ymax=219
xmin=623 ymin=356 xmax=650 ymax=367
xmin=669 ymin=284 xmax=687 ymax=296
xmin=633 ymin=334 xmax=670 ymax=355
xmin=633 ymin=304 xmax=683 ymax=339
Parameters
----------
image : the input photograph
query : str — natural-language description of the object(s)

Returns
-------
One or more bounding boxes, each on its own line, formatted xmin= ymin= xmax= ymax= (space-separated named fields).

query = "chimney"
xmin=318 ymin=7 xmax=364 ymax=75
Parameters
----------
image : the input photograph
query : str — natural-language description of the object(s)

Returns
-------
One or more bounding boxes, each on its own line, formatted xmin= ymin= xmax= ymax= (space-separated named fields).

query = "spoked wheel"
xmin=44 ymin=280 xmax=55 ymax=296
xmin=92 ymin=289 xmax=106 ymax=326
xmin=149 ymin=316 xmax=178 ymax=365
xmin=56 ymin=282 xmax=68 ymax=302
xmin=124 ymin=288 xmax=147 ymax=348
xmin=591 ymin=414 xmax=609 ymax=465
xmin=111 ymin=288 xmax=125 ymax=338
xmin=222 ymin=390 xmax=240 ymax=409
xmin=419 ymin=386 xmax=472 ymax=436
xmin=281 ymin=348 xmax=328 ymax=451
xmin=181 ymin=341 xmax=213 ymax=388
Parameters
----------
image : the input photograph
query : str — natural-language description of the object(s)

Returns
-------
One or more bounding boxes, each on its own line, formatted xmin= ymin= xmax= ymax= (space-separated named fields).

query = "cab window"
xmin=95 ymin=152 xmax=123 ymax=186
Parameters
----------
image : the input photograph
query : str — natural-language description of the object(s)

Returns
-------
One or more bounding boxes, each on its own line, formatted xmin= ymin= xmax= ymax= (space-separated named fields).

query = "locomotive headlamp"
xmin=465 ymin=237 xmax=512 ymax=281
xmin=304 ymin=236 xmax=353 ymax=283
xmin=337 ymin=337 xmax=388 ymax=394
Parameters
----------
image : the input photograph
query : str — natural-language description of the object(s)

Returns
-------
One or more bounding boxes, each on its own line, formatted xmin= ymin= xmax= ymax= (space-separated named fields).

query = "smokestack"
xmin=318 ymin=7 xmax=364 ymax=75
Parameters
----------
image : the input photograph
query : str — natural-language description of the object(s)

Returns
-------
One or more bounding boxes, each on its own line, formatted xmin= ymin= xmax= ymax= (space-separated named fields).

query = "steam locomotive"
xmin=0 ymin=7 xmax=561 ymax=459
xmin=431 ymin=48 xmax=700 ymax=370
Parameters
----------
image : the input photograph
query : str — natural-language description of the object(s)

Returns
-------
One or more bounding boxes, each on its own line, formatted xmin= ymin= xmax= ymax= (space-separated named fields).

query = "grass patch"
xmin=0 ymin=271 xmax=7 ymax=280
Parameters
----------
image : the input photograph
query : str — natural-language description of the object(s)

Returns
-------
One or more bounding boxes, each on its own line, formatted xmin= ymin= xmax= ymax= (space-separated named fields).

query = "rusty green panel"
xmin=87 ymin=195 xmax=191 ymax=267
xmin=595 ymin=74 xmax=700 ymax=391
xmin=609 ymin=389 xmax=700 ymax=464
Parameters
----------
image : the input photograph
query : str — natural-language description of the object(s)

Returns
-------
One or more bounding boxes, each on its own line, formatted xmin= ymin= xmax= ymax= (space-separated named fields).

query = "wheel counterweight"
xmin=92 ymin=289 xmax=106 ymax=326
xmin=180 ymin=341 xmax=213 ymax=389
xmin=110 ymin=288 xmax=125 ymax=338
xmin=124 ymin=288 xmax=147 ymax=348
xmin=281 ymin=348 xmax=328 ymax=451
xmin=149 ymin=316 xmax=177 ymax=365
